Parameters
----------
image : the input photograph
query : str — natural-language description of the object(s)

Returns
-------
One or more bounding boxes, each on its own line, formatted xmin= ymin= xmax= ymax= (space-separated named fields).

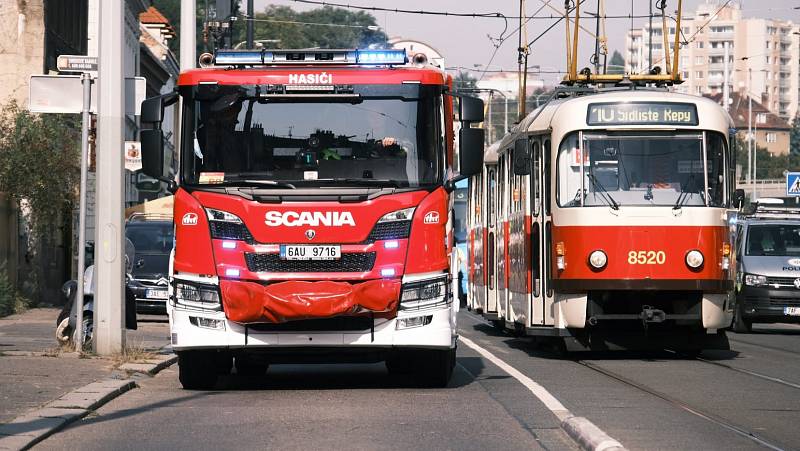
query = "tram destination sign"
xmin=587 ymin=102 xmax=698 ymax=126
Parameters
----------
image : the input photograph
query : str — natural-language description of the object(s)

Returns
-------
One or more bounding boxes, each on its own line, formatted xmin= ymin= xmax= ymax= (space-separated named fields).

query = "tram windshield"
xmin=557 ymin=132 xmax=727 ymax=208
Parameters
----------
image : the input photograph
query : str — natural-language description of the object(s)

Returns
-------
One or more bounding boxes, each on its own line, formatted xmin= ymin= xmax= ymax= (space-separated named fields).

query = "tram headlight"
xmin=685 ymin=250 xmax=704 ymax=269
xmin=588 ymin=250 xmax=607 ymax=269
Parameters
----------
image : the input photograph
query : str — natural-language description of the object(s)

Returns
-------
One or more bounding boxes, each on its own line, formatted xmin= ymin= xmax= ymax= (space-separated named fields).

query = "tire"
xmin=490 ymin=319 xmax=505 ymax=332
xmin=415 ymin=348 xmax=456 ymax=388
xmin=72 ymin=316 xmax=93 ymax=351
xmin=732 ymin=303 xmax=752 ymax=333
xmin=178 ymin=351 xmax=219 ymax=390
xmin=55 ymin=317 xmax=72 ymax=346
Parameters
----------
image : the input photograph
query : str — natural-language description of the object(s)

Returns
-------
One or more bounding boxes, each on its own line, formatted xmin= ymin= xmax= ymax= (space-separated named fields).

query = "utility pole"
xmin=95 ymin=0 xmax=126 ymax=354
xmin=723 ymin=41 xmax=730 ymax=112
xmin=747 ymin=68 xmax=752 ymax=194
xmin=181 ymin=0 xmax=197 ymax=70
xmin=648 ymin=0 xmax=653 ymax=72
xmin=517 ymin=0 xmax=525 ymax=120
xmin=246 ymin=0 xmax=254 ymax=48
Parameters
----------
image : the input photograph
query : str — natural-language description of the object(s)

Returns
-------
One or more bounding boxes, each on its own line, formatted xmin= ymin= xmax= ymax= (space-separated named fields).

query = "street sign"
xmin=57 ymin=55 xmax=98 ymax=73
xmin=786 ymin=172 xmax=800 ymax=197
xmin=29 ymin=75 xmax=146 ymax=115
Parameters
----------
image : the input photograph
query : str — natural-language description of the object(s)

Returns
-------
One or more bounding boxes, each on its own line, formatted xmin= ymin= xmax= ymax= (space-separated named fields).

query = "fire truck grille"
xmin=366 ymin=220 xmax=411 ymax=242
xmin=244 ymin=252 xmax=377 ymax=273
xmin=246 ymin=316 xmax=374 ymax=332
xmin=210 ymin=221 xmax=254 ymax=243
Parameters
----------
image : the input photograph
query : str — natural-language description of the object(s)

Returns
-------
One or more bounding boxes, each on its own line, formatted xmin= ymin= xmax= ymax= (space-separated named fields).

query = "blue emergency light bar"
xmin=213 ymin=49 xmax=407 ymax=66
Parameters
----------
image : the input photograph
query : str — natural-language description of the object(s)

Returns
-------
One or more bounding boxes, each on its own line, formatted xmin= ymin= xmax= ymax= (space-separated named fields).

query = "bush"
xmin=0 ymin=265 xmax=29 ymax=317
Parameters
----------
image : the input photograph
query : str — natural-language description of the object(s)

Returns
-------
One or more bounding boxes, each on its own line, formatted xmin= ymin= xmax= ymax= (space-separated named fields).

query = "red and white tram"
xmin=467 ymin=89 xmax=739 ymax=351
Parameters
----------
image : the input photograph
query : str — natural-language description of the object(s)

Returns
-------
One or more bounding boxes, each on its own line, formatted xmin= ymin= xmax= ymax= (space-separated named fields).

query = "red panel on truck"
xmin=220 ymin=279 xmax=401 ymax=323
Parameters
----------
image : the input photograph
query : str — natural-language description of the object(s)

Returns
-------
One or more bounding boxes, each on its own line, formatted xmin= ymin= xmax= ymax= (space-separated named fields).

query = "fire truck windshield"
xmin=181 ymin=84 xmax=443 ymax=188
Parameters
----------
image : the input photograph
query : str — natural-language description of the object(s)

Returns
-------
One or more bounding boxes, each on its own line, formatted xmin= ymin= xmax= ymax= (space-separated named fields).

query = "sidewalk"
xmin=0 ymin=308 xmax=171 ymax=425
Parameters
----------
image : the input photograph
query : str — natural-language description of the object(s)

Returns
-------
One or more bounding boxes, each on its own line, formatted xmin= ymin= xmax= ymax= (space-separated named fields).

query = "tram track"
xmin=667 ymin=350 xmax=800 ymax=391
xmin=728 ymin=336 xmax=800 ymax=357
xmin=575 ymin=359 xmax=787 ymax=451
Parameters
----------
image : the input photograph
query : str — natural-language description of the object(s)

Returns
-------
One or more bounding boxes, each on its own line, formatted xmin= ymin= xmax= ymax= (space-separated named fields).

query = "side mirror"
xmin=459 ymin=126 xmax=485 ymax=177
xmin=141 ymin=129 xmax=165 ymax=180
xmin=141 ymin=92 xmax=178 ymax=124
xmin=734 ymin=188 xmax=745 ymax=209
xmin=513 ymin=138 xmax=531 ymax=175
xmin=459 ymin=96 xmax=484 ymax=123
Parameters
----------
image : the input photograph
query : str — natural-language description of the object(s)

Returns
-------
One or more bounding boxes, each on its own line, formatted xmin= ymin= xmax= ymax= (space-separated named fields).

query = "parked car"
xmin=733 ymin=200 xmax=800 ymax=332
xmin=125 ymin=214 xmax=173 ymax=314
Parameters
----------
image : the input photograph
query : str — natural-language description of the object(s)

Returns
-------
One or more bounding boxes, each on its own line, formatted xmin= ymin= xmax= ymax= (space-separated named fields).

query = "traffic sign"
xmin=56 ymin=55 xmax=98 ymax=73
xmin=29 ymin=75 xmax=146 ymax=115
xmin=787 ymin=172 xmax=800 ymax=196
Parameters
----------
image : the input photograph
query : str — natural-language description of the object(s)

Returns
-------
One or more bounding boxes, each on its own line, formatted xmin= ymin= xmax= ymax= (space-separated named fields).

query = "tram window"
xmin=532 ymin=141 xmax=541 ymax=216
xmin=543 ymin=139 xmax=551 ymax=215
xmin=556 ymin=132 xmax=724 ymax=208
xmin=488 ymin=169 xmax=496 ymax=224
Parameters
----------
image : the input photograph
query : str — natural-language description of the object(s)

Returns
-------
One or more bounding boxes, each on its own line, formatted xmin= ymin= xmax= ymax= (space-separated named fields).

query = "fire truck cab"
xmin=140 ymin=49 xmax=484 ymax=389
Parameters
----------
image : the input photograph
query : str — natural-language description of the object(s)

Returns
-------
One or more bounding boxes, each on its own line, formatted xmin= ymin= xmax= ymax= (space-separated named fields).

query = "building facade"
xmin=625 ymin=1 xmax=799 ymax=120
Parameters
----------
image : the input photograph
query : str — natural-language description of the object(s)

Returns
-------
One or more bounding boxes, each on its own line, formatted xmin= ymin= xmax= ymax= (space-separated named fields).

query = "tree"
xmin=238 ymin=5 xmax=387 ymax=49
xmin=453 ymin=71 xmax=478 ymax=91
xmin=608 ymin=50 xmax=625 ymax=75
xmin=791 ymin=114 xmax=800 ymax=156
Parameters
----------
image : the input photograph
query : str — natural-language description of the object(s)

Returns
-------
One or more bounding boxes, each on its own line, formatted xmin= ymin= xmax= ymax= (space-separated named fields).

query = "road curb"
xmin=0 ymin=354 xmax=176 ymax=451
xmin=561 ymin=416 xmax=626 ymax=451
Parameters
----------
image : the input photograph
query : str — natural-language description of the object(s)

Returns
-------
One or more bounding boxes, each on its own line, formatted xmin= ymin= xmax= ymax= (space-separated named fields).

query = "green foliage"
xmin=735 ymin=135 xmax=800 ymax=180
xmin=0 ymin=265 xmax=28 ymax=317
xmin=236 ymin=5 xmax=387 ymax=49
xmin=0 ymin=100 xmax=81 ymax=235
xmin=790 ymin=115 xmax=800 ymax=156
xmin=608 ymin=50 xmax=625 ymax=75
xmin=454 ymin=71 xmax=478 ymax=91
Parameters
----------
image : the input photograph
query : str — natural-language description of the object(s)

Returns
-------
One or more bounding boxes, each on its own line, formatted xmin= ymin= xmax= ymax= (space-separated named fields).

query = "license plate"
xmin=280 ymin=245 xmax=341 ymax=260
xmin=145 ymin=289 xmax=168 ymax=300
xmin=785 ymin=306 xmax=800 ymax=316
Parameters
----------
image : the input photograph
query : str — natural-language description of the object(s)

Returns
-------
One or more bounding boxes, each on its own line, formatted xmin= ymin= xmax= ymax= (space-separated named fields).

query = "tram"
xmin=466 ymin=88 xmax=739 ymax=351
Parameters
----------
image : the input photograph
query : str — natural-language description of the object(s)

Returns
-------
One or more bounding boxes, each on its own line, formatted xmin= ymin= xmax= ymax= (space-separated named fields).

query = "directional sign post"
xmin=786 ymin=172 xmax=800 ymax=197
xmin=57 ymin=55 xmax=98 ymax=73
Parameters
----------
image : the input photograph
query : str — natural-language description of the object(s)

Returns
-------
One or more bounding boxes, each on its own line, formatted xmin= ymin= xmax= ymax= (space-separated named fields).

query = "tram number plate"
xmin=627 ymin=250 xmax=666 ymax=265
xmin=280 ymin=245 xmax=340 ymax=260
xmin=785 ymin=306 xmax=800 ymax=316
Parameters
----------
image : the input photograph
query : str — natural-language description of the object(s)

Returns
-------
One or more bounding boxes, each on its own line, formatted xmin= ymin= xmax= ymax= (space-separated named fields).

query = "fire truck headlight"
xmin=206 ymin=208 xmax=243 ymax=223
xmin=685 ymin=250 xmax=704 ymax=269
xmin=175 ymin=282 xmax=221 ymax=311
xmin=400 ymin=276 xmax=449 ymax=310
xmin=377 ymin=207 xmax=416 ymax=223
xmin=588 ymin=250 xmax=607 ymax=269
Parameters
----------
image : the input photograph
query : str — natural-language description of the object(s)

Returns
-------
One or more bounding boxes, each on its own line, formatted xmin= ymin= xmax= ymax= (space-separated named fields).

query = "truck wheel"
xmin=178 ymin=351 xmax=218 ymax=390
xmin=732 ymin=303 xmax=752 ymax=333
xmin=415 ymin=348 xmax=456 ymax=388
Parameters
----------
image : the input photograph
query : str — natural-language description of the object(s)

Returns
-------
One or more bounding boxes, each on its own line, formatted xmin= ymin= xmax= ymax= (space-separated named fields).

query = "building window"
xmin=697 ymin=41 xmax=704 ymax=49
xmin=756 ymin=113 xmax=767 ymax=124
xmin=695 ymin=71 xmax=704 ymax=79
xmin=695 ymin=56 xmax=704 ymax=64
xmin=766 ymin=132 xmax=777 ymax=143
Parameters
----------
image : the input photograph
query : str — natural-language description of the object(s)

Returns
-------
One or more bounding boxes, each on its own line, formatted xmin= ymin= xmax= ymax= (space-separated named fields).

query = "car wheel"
xmin=732 ymin=303 xmax=752 ymax=333
xmin=178 ymin=351 xmax=218 ymax=390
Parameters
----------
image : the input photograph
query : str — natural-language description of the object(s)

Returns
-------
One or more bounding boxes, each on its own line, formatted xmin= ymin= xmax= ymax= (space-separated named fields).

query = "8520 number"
xmin=627 ymin=250 xmax=666 ymax=265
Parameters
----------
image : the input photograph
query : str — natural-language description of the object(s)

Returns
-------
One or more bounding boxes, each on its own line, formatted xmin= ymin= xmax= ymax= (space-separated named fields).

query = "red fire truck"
xmin=140 ymin=49 xmax=484 ymax=389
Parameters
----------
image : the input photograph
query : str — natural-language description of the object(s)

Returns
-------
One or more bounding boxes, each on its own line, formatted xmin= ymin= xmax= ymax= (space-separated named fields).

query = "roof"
xmin=706 ymin=91 xmax=790 ymax=131
xmin=140 ymin=6 xmax=176 ymax=36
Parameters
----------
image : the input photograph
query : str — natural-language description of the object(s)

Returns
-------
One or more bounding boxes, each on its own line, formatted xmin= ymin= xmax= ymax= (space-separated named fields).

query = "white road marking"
xmin=460 ymin=336 xmax=571 ymax=419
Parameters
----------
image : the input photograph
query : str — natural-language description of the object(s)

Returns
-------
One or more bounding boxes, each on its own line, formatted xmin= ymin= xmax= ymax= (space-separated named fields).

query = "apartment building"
xmin=625 ymin=1 xmax=799 ymax=120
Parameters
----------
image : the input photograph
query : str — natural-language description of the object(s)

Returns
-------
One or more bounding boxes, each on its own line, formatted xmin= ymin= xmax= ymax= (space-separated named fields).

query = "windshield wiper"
xmin=312 ymin=178 xmax=405 ymax=187
xmin=220 ymin=179 xmax=297 ymax=189
xmin=586 ymin=173 xmax=620 ymax=210
xmin=673 ymin=174 xmax=701 ymax=210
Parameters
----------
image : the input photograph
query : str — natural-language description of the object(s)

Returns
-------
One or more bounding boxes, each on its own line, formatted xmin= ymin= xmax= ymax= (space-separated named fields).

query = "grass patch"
xmin=0 ymin=265 xmax=31 ymax=318
xmin=111 ymin=343 xmax=159 ymax=368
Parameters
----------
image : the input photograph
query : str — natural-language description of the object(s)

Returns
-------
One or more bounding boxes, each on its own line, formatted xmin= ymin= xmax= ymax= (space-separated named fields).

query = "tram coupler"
xmin=639 ymin=306 xmax=666 ymax=323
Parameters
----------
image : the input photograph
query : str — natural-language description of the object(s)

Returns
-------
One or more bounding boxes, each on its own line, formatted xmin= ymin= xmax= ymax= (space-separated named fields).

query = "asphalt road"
xmin=34 ymin=313 xmax=800 ymax=451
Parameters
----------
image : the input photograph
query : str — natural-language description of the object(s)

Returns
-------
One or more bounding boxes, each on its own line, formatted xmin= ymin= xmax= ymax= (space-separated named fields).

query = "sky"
xmin=252 ymin=0 xmax=800 ymax=85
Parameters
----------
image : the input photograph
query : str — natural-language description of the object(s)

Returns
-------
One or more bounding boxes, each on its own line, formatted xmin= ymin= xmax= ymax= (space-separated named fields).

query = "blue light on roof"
xmin=355 ymin=49 xmax=407 ymax=65
xmin=212 ymin=49 xmax=407 ymax=66
xmin=215 ymin=51 xmax=264 ymax=65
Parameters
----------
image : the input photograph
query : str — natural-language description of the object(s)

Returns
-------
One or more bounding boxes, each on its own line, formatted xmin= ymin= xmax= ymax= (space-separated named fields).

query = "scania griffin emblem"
xmin=305 ymin=229 xmax=316 ymax=240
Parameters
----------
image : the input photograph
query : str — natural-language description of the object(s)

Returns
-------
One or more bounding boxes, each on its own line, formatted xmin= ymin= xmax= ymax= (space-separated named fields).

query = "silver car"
xmin=733 ymin=212 xmax=800 ymax=332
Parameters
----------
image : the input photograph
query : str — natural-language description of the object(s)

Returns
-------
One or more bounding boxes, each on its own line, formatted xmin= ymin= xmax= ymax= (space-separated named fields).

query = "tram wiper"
xmin=586 ymin=173 xmax=620 ymax=210
xmin=673 ymin=174 xmax=699 ymax=210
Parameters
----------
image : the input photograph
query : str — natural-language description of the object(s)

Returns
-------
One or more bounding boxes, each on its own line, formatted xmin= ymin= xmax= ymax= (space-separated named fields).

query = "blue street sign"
xmin=787 ymin=172 xmax=800 ymax=196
